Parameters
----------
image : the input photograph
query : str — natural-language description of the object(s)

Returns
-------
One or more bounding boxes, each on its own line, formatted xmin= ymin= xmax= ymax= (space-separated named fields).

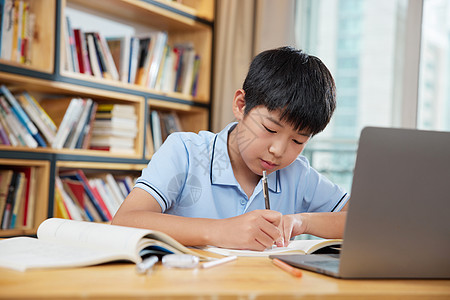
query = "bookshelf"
xmin=0 ymin=0 xmax=214 ymax=237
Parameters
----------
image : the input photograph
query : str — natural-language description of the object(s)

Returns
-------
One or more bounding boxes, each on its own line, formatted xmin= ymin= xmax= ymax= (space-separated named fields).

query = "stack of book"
xmin=0 ymin=167 xmax=37 ymax=230
xmin=54 ymin=170 xmax=136 ymax=222
xmin=89 ymin=103 xmax=137 ymax=154
xmin=0 ymin=85 xmax=51 ymax=148
xmin=0 ymin=0 xmax=35 ymax=65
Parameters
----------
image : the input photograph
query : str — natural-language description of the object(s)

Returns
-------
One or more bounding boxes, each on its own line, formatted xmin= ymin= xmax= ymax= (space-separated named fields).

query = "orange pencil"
xmin=272 ymin=258 xmax=303 ymax=278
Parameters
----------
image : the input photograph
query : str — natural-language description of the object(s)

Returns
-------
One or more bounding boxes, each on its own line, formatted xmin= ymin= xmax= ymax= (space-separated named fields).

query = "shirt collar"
xmin=210 ymin=122 xmax=238 ymax=186
xmin=210 ymin=122 xmax=281 ymax=193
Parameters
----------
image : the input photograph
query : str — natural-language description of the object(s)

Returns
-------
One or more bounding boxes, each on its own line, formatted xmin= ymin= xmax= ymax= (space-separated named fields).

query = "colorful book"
xmin=59 ymin=170 xmax=109 ymax=222
xmin=0 ymin=170 xmax=14 ymax=225
xmin=0 ymin=85 xmax=46 ymax=147
xmin=1 ymin=171 xmax=18 ymax=229
xmin=0 ymin=0 xmax=14 ymax=60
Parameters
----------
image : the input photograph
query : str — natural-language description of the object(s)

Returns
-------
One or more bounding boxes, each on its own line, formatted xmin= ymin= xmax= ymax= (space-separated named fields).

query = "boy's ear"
xmin=232 ymin=89 xmax=246 ymax=120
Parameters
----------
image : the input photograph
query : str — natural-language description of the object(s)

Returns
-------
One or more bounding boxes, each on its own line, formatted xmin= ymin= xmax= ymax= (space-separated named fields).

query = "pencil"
xmin=272 ymin=258 xmax=303 ymax=278
xmin=262 ymin=170 xmax=270 ymax=209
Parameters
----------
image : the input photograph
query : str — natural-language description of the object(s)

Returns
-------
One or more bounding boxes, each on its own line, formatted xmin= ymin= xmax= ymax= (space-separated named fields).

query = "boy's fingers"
xmin=260 ymin=209 xmax=282 ymax=226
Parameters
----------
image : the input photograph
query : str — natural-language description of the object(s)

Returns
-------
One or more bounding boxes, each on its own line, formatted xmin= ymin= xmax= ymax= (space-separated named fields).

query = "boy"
xmin=112 ymin=47 xmax=349 ymax=251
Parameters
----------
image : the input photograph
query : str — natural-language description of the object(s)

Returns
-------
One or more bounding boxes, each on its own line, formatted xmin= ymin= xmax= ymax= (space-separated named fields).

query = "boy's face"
xmin=231 ymin=90 xmax=311 ymax=176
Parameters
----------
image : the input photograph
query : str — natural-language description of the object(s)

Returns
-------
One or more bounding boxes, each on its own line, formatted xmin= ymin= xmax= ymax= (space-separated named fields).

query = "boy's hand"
xmin=278 ymin=214 xmax=307 ymax=247
xmin=212 ymin=210 xmax=283 ymax=251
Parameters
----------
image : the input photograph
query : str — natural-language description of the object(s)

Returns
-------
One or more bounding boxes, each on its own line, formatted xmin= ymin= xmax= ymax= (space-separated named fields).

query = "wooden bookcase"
xmin=0 ymin=0 xmax=214 ymax=237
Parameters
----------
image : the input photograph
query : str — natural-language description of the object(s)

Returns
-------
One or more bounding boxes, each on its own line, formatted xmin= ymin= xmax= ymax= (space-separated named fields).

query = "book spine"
xmin=16 ymin=93 xmax=55 ymax=144
xmin=1 ymin=171 xmax=18 ymax=229
xmin=22 ymin=92 xmax=58 ymax=133
xmin=97 ymin=33 xmax=119 ymax=80
xmin=0 ymin=94 xmax=34 ymax=147
xmin=0 ymin=0 xmax=14 ymax=60
xmin=66 ymin=16 xmax=79 ymax=73
xmin=0 ymin=103 xmax=19 ymax=146
xmin=0 ymin=85 xmax=46 ymax=147
xmin=0 ymin=120 xmax=11 ymax=145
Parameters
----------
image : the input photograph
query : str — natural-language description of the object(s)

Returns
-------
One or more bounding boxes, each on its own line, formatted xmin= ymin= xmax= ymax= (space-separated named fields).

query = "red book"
xmin=73 ymin=29 xmax=91 ymax=75
xmin=59 ymin=170 xmax=111 ymax=221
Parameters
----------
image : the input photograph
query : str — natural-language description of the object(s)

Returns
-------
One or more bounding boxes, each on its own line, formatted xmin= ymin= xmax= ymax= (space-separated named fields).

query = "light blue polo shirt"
xmin=135 ymin=122 xmax=348 ymax=218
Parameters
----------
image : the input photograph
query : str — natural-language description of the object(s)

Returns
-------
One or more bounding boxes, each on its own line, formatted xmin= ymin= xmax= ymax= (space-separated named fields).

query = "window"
xmin=295 ymin=0 xmax=410 ymax=191
xmin=418 ymin=0 xmax=450 ymax=131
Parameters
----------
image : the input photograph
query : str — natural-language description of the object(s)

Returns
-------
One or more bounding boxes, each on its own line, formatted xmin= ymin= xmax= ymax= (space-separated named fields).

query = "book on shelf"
xmin=61 ymin=177 xmax=98 ymax=222
xmin=86 ymin=32 xmax=113 ymax=80
xmin=78 ymin=101 xmax=98 ymax=149
xmin=150 ymin=110 xmax=162 ymax=151
xmin=145 ymin=115 xmax=155 ymax=157
xmin=0 ymin=111 xmax=18 ymax=146
xmin=128 ymin=36 xmax=140 ymax=84
xmin=8 ymin=172 xmax=26 ymax=229
xmin=0 ymin=0 xmax=15 ymax=60
xmin=0 ymin=171 xmax=25 ymax=230
xmin=54 ymin=176 xmax=84 ymax=222
xmin=0 ymin=168 xmax=36 ymax=230
xmin=106 ymin=35 xmax=131 ymax=83
xmin=73 ymin=28 xmax=91 ymax=75
xmin=1 ymin=85 xmax=46 ymax=147
xmin=0 ymin=0 xmax=34 ymax=64
xmin=90 ymin=103 xmax=137 ymax=153
xmin=147 ymin=32 xmax=168 ymax=89
xmin=88 ymin=178 xmax=120 ymax=217
xmin=65 ymin=98 xmax=93 ymax=149
xmin=39 ymin=97 xmax=89 ymax=149
xmin=15 ymin=92 xmax=57 ymax=145
xmin=96 ymin=32 xmax=120 ymax=81
xmin=59 ymin=170 xmax=110 ymax=222
xmin=203 ymin=239 xmax=343 ymax=257
xmin=0 ymin=218 xmax=210 ymax=271
xmin=0 ymin=94 xmax=37 ymax=148
xmin=134 ymin=35 xmax=153 ymax=86
xmin=85 ymin=33 xmax=102 ymax=78
xmin=0 ymin=170 xmax=14 ymax=228
xmin=65 ymin=15 xmax=79 ymax=73
xmin=0 ymin=121 xmax=10 ymax=145
xmin=150 ymin=110 xmax=183 ymax=147
xmin=18 ymin=166 xmax=36 ymax=229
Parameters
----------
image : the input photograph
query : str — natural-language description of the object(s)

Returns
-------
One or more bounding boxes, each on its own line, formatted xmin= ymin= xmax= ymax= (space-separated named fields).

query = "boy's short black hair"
xmin=242 ymin=46 xmax=336 ymax=136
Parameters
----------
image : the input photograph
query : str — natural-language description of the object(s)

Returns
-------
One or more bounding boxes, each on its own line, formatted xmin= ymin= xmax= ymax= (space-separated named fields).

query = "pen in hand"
xmin=262 ymin=170 xmax=270 ymax=210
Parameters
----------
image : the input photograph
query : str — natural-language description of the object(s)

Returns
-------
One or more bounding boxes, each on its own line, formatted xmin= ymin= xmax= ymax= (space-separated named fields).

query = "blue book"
xmin=0 ymin=85 xmax=47 ymax=147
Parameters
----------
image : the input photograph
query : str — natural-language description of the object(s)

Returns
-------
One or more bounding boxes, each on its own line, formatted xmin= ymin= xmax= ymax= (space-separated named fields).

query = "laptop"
xmin=270 ymin=126 xmax=450 ymax=279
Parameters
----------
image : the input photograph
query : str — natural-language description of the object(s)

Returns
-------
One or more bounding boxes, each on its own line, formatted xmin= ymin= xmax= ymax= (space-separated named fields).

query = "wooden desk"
xmin=0 ymin=256 xmax=449 ymax=299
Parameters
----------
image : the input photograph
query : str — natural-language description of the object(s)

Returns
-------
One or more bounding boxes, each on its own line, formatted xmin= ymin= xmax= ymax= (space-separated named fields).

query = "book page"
xmin=203 ymin=239 xmax=342 ymax=257
xmin=0 ymin=236 xmax=138 ymax=271
xmin=0 ymin=218 xmax=207 ymax=271
xmin=37 ymin=218 xmax=152 ymax=258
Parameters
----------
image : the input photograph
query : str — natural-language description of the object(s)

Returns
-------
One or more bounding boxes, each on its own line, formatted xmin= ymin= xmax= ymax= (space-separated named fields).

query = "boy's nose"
xmin=268 ymin=139 xmax=287 ymax=157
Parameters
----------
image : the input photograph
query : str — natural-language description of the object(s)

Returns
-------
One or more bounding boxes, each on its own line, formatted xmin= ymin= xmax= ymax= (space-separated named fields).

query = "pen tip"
xmin=263 ymin=170 xmax=267 ymax=176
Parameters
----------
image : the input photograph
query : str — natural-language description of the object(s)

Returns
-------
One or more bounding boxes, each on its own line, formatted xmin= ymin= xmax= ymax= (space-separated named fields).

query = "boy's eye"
xmin=293 ymin=139 xmax=303 ymax=145
xmin=263 ymin=125 xmax=276 ymax=133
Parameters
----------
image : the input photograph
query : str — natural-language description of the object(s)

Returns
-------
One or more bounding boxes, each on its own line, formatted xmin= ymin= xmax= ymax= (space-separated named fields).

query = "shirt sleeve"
xmin=134 ymin=133 xmax=189 ymax=212
xmin=299 ymin=163 xmax=349 ymax=213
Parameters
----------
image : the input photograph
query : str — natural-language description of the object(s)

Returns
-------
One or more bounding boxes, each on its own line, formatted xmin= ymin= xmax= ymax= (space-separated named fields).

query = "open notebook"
xmin=204 ymin=239 xmax=342 ymax=257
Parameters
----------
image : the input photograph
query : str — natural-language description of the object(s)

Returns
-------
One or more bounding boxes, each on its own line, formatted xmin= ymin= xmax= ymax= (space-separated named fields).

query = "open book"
xmin=203 ymin=239 xmax=342 ymax=257
xmin=0 ymin=218 xmax=209 ymax=271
